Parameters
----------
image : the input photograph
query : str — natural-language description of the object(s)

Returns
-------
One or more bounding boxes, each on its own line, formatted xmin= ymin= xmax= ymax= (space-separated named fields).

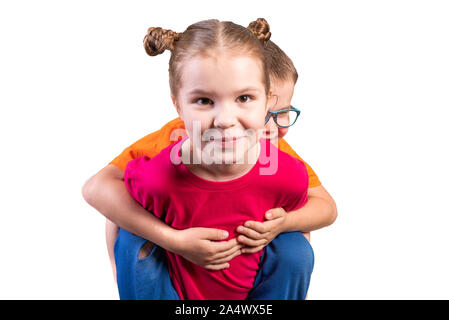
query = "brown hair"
xmin=263 ymin=40 xmax=299 ymax=84
xmin=143 ymin=18 xmax=272 ymax=98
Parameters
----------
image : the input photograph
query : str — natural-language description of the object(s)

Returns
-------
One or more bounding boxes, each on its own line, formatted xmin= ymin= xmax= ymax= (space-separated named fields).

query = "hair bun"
xmin=143 ymin=27 xmax=181 ymax=56
xmin=247 ymin=18 xmax=271 ymax=45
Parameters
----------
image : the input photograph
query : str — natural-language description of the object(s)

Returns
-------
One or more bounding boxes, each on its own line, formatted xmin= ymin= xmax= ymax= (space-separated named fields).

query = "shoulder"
xmin=110 ymin=118 xmax=186 ymax=171
xmin=277 ymin=138 xmax=300 ymax=159
xmin=153 ymin=117 xmax=186 ymax=150
xmin=280 ymin=149 xmax=308 ymax=188
xmin=263 ymin=138 xmax=307 ymax=169
xmin=123 ymin=156 xmax=152 ymax=191
xmin=261 ymin=139 xmax=308 ymax=190
xmin=128 ymin=117 xmax=186 ymax=157
xmin=124 ymin=141 xmax=178 ymax=177
xmin=124 ymin=139 xmax=184 ymax=190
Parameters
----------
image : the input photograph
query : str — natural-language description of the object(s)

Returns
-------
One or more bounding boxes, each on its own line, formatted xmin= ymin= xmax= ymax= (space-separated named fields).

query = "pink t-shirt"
xmin=124 ymin=137 xmax=309 ymax=300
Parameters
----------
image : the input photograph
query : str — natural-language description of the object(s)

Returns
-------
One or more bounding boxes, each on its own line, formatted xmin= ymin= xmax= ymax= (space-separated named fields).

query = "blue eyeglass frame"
xmin=264 ymin=106 xmax=301 ymax=128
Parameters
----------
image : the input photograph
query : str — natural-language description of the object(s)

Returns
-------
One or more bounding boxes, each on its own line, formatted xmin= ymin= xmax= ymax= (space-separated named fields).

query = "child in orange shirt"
xmin=83 ymin=18 xmax=337 ymax=299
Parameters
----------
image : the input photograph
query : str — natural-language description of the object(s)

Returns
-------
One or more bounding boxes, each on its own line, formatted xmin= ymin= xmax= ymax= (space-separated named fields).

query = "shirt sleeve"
xmin=110 ymin=148 xmax=146 ymax=172
xmin=283 ymin=158 xmax=309 ymax=212
xmin=278 ymin=138 xmax=322 ymax=188
xmin=123 ymin=156 xmax=155 ymax=214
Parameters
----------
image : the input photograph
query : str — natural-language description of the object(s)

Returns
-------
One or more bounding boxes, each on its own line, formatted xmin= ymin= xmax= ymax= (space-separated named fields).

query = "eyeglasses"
xmin=264 ymin=106 xmax=301 ymax=128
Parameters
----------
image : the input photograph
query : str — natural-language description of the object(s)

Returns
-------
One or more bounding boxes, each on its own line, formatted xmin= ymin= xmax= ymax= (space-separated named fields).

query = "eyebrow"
xmin=187 ymin=87 xmax=262 ymax=96
xmin=187 ymin=89 xmax=215 ymax=96
xmin=236 ymin=87 xmax=262 ymax=94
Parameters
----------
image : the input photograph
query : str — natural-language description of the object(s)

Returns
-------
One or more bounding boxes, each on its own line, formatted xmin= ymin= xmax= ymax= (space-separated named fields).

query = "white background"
xmin=1 ymin=0 xmax=448 ymax=299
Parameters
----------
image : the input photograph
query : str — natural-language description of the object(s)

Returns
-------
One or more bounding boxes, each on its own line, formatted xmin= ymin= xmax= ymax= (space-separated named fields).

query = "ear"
xmin=267 ymin=91 xmax=272 ymax=110
xmin=171 ymin=94 xmax=182 ymax=118
xmin=267 ymin=91 xmax=276 ymax=111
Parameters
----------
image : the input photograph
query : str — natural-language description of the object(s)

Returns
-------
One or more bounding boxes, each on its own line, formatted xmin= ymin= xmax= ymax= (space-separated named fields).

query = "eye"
xmin=277 ymin=111 xmax=290 ymax=119
xmin=237 ymin=95 xmax=252 ymax=103
xmin=195 ymin=97 xmax=213 ymax=105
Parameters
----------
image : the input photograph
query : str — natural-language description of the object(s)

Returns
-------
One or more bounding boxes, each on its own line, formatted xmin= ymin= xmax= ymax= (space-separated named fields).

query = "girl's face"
xmin=173 ymin=53 xmax=268 ymax=164
xmin=264 ymin=79 xmax=295 ymax=141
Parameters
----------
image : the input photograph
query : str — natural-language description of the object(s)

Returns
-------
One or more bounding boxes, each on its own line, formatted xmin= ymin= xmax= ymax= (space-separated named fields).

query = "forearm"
xmin=282 ymin=192 xmax=337 ymax=233
xmin=83 ymin=168 xmax=180 ymax=252
xmin=105 ymin=219 xmax=119 ymax=281
xmin=105 ymin=219 xmax=119 ymax=261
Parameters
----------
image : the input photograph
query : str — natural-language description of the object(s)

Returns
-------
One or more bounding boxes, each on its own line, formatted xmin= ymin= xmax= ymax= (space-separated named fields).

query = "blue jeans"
xmin=114 ymin=229 xmax=314 ymax=300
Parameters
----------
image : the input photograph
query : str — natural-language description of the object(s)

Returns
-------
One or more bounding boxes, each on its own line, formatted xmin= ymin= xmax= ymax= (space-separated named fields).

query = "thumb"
xmin=265 ymin=208 xmax=283 ymax=220
xmin=201 ymin=228 xmax=229 ymax=241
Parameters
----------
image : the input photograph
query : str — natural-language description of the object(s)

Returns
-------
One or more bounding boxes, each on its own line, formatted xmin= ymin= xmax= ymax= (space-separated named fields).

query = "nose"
xmin=213 ymin=103 xmax=238 ymax=129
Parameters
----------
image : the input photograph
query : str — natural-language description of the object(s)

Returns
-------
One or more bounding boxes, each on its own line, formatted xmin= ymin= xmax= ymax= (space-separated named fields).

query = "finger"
xmin=211 ymin=242 xmax=244 ymax=260
xmin=243 ymin=221 xmax=268 ymax=234
xmin=236 ymin=225 xmax=265 ymax=240
xmin=204 ymin=262 xmax=230 ymax=271
xmin=265 ymin=208 xmax=285 ymax=220
xmin=237 ymin=235 xmax=268 ymax=247
xmin=242 ymin=245 xmax=265 ymax=254
xmin=199 ymin=228 xmax=229 ymax=241
xmin=208 ymin=237 xmax=240 ymax=253
xmin=211 ymin=248 xmax=242 ymax=264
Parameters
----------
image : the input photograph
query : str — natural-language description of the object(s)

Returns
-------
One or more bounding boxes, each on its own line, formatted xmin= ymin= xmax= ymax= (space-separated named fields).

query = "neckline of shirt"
xmin=171 ymin=136 xmax=265 ymax=191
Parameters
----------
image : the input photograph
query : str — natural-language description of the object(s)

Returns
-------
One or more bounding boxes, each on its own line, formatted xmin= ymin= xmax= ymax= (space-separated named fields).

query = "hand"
xmin=236 ymin=208 xmax=287 ymax=254
xmin=173 ymin=227 xmax=243 ymax=271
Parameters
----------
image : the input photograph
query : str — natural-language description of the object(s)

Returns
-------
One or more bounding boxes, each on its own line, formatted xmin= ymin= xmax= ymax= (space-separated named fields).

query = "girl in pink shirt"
xmin=117 ymin=18 xmax=312 ymax=299
xmin=124 ymin=136 xmax=308 ymax=299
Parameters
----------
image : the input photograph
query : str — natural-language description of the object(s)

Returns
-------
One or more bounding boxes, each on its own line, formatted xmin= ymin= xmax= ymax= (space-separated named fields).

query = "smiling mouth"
xmin=209 ymin=136 xmax=243 ymax=142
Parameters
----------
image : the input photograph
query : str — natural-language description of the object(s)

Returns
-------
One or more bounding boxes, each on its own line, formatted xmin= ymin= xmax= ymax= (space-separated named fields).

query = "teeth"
xmin=207 ymin=136 xmax=243 ymax=142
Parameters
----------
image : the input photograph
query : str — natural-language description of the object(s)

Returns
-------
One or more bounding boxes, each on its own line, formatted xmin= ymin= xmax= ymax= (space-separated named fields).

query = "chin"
xmin=278 ymin=130 xmax=288 ymax=140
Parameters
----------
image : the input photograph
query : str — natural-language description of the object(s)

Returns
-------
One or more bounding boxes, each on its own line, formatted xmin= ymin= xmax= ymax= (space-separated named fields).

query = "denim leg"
xmin=247 ymin=231 xmax=315 ymax=300
xmin=134 ymin=243 xmax=180 ymax=300
xmin=114 ymin=228 xmax=179 ymax=300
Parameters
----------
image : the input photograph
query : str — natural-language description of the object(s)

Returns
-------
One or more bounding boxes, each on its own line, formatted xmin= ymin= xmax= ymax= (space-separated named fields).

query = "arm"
xmin=236 ymin=185 xmax=337 ymax=252
xmin=105 ymin=219 xmax=119 ymax=282
xmin=238 ymin=140 xmax=336 ymax=249
xmin=82 ymin=164 xmax=242 ymax=270
xmin=83 ymin=165 xmax=181 ymax=251
xmin=282 ymin=185 xmax=337 ymax=233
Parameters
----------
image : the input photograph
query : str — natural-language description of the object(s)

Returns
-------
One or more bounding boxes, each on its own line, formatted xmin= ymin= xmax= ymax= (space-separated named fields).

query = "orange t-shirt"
xmin=110 ymin=117 xmax=321 ymax=188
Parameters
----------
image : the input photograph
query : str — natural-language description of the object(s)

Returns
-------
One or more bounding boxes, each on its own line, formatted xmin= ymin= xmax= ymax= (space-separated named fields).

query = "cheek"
xmin=244 ymin=105 xmax=267 ymax=128
xmin=181 ymin=107 xmax=214 ymax=128
xmin=278 ymin=127 xmax=288 ymax=139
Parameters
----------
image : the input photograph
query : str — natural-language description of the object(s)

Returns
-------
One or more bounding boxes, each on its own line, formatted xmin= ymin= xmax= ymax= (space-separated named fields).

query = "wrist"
xmin=279 ymin=214 xmax=289 ymax=233
xmin=164 ymin=228 xmax=183 ymax=254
